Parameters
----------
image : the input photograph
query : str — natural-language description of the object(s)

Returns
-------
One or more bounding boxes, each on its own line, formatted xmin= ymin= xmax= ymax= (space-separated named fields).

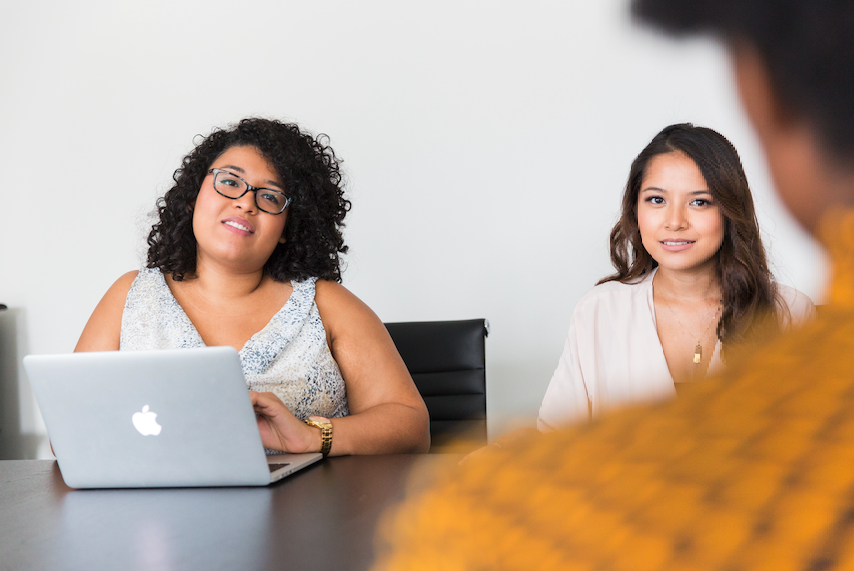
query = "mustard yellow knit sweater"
xmin=373 ymin=211 xmax=854 ymax=571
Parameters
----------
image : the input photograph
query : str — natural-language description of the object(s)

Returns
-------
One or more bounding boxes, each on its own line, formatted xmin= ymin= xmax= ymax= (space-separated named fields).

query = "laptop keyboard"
xmin=268 ymin=463 xmax=290 ymax=473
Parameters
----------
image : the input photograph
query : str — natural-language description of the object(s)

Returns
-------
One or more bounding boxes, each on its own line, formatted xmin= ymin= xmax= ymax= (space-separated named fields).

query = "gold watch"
xmin=304 ymin=416 xmax=333 ymax=456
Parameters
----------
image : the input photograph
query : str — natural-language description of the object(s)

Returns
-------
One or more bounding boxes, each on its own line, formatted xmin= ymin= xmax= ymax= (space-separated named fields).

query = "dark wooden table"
xmin=0 ymin=455 xmax=455 ymax=571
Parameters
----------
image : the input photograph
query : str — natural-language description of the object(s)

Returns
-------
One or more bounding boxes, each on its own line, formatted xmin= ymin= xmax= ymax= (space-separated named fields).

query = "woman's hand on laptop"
xmin=249 ymin=391 xmax=321 ymax=454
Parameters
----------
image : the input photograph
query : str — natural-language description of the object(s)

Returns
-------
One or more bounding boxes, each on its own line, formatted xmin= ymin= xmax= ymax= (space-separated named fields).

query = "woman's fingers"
xmin=250 ymin=391 xmax=285 ymax=415
xmin=248 ymin=391 xmax=316 ymax=453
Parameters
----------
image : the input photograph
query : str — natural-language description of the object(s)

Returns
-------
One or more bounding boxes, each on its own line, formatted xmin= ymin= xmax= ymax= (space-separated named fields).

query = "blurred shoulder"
xmin=776 ymin=282 xmax=817 ymax=325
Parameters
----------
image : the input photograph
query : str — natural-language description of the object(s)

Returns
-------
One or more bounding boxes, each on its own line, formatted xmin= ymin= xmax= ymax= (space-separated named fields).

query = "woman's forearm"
xmin=328 ymin=403 xmax=430 ymax=455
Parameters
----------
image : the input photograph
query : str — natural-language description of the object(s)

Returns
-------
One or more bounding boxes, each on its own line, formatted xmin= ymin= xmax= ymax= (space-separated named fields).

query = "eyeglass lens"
xmin=213 ymin=171 xmax=288 ymax=214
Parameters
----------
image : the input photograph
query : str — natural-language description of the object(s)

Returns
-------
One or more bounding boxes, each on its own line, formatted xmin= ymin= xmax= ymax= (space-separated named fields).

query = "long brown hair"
xmin=599 ymin=123 xmax=781 ymax=349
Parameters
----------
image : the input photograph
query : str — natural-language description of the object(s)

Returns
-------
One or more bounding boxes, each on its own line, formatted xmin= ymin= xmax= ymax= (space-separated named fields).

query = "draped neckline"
xmin=149 ymin=269 xmax=317 ymax=375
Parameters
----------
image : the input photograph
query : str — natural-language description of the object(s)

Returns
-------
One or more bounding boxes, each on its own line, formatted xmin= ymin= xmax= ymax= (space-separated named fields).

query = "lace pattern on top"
xmin=120 ymin=268 xmax=350 ymax=426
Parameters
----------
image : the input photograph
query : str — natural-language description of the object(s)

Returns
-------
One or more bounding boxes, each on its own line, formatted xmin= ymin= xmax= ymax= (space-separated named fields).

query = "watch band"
xmin=305 ymin=416 xmax=333 ymax=456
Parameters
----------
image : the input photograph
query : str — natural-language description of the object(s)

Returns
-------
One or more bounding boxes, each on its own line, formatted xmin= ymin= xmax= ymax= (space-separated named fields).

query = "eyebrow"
xmin=217 ymin=165 xmax=284 ymax=189
xmin=640 ymin=187 xmax=711 ymax=195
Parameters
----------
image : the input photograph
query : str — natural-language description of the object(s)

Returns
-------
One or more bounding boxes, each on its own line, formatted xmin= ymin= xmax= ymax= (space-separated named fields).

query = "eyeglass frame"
xmin=207 ymin=168 xmax=293 ymax=214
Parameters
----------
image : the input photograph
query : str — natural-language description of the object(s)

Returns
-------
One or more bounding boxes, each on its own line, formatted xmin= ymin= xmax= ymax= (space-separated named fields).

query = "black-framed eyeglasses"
xmin=207 ymin=168 xmax=292 ymax=215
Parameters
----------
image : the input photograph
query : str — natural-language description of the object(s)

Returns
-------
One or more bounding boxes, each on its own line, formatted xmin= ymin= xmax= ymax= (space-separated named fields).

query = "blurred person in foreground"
xmin=372 ymin=1 xmax=854 ymax=569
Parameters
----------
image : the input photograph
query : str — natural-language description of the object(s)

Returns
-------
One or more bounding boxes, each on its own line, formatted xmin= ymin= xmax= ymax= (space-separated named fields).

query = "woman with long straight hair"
xmin=538 ymin=123 xmax=815 ymax=430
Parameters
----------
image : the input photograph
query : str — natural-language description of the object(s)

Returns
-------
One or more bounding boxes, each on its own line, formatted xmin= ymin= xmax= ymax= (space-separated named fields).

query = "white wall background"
xmin=0 ymin=0 xmax=826 ymax=459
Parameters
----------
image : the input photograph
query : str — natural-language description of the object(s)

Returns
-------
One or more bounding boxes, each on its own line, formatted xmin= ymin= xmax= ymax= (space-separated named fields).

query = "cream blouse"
xmin=537 ymin=269 xmax=816 ymax=430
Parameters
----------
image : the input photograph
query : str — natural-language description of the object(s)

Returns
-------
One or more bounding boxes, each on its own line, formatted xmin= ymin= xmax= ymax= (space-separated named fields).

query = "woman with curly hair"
xmin=75 ymin=117 xmax=430 ymax=455
xmin=537 ymin=123 xmax=815 ymax=430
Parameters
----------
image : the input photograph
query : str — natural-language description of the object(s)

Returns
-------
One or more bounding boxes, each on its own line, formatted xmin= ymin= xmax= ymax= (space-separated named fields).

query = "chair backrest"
xmin=384 ymin=319 xmax=488 ymax=453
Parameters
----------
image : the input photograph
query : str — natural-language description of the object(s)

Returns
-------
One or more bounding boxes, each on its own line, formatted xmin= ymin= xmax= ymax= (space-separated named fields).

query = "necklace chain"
xmin=659 ymin=294 xmax=721 ymax=366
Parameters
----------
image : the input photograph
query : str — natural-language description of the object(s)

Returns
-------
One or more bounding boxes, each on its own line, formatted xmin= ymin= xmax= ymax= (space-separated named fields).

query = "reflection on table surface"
xmin=0 ymin=454 xmax=458 ymax=571
xmin=56 ymin=487 xmax=273 ymax=570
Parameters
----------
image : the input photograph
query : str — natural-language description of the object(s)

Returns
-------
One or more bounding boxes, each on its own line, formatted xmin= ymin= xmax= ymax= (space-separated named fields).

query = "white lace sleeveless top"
xmin=120 ymin=268 xmax=349 ymax=421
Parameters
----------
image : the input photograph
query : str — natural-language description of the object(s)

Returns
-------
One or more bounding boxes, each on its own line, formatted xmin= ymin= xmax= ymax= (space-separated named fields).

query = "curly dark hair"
xmin=599 ymin=123 xmax=782 ymax=350
xmin=147 ymin=118 xmax=350 ymax=282
xmin=632 ymin=0 xmax=854 ymax=162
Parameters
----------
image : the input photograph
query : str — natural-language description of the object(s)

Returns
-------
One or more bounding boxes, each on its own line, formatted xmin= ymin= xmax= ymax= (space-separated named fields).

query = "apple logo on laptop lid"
xmin=132 ymin=405 xmax=162 ymax=436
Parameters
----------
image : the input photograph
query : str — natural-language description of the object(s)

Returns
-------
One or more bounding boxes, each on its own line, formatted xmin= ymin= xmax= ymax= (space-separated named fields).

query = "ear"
xmin=731 ymin=43 xmax=850 ymax=235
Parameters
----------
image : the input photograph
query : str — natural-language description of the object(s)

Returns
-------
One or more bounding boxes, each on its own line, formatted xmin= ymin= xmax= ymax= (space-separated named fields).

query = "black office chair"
xmin=384 ymin=319 xmax=488 ymax=453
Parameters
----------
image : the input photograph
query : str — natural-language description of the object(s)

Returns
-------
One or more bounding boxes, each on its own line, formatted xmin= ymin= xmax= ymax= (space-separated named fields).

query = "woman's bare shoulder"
xmin=116 ymin=270 xmax=141 ymax=288
xmin=98 ymin=270 xmax=141 ymax=310
xmin=314 ymin=279 xmax=371 ymax=313
xmin=74 ymin=270 xmax=140 ymax=352
xmin=105 ymin=270 xmax=141 ymax=305
xmin=313 ymin=279 xmax=385 ymax=338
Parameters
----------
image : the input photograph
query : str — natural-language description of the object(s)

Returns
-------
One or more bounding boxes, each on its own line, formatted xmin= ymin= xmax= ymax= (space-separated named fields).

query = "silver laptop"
xmin=23 ymin=347 xmax=322 ymax=488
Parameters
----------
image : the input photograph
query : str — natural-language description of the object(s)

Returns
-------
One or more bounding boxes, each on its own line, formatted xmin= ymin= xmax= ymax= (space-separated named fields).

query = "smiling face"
xmin=637 ymin=151 xmax=725 ymax=275
xmin=192 ymin=145 xmax=288 ymax=274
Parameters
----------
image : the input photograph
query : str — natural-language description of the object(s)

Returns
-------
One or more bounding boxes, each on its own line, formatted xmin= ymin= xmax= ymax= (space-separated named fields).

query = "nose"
xmin=664 ymin=203 xmax=688 ymax=231
xmin=233 ymin=189 xmax=258 ymax=214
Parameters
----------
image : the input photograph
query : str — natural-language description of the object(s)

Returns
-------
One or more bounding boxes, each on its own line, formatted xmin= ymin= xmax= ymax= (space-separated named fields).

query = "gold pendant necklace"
xmin=660 ymin=295 xmax=722 ymax=366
